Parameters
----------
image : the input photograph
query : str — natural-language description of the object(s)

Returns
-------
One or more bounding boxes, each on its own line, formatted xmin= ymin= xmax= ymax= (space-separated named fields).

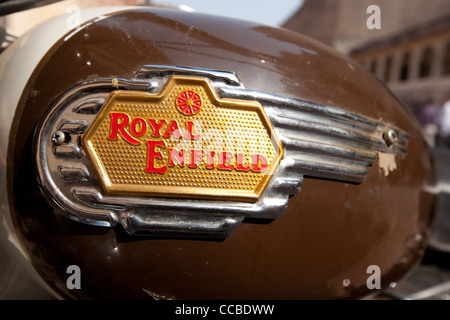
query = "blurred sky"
xmin=153 ymin=0 xmax=304 ymax=27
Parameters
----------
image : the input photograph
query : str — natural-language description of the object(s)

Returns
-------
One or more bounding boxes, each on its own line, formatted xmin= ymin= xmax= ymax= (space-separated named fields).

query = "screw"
xmin=52 ymin=130 xmax=66 ymax=145
xmin=383 ymin=129 xmax=398 ymax=147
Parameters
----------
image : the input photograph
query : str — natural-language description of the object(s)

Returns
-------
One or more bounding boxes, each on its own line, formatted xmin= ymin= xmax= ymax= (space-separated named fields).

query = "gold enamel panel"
xmin=82 ymin=76 xmax=283 ymax=201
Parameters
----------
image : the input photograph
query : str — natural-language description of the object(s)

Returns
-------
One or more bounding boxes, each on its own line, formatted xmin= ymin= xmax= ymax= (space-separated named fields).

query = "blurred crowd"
xmin=419 ymin=97 xmax=450 ymax=148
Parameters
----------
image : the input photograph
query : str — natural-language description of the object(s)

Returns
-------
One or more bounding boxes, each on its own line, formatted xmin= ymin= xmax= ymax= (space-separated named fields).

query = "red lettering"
xmin=163 ymin=120 xmax=182 ymax=139
xmin=145 ymin=140 xmax=167 ymax=174
xmin=189 ymin=150 xmax=204 ymax=168
xmin=186 ymin=121 xmax=201 ymax=140
xmin=218 ymin=152 xmax=234 ymax=170
xmin=206 ymin=151 xmax=215 ymax=169
xmin=108 ymin=112 xmax=140 ymax=145
xmin=252 ymin=154 xmax=268 ymax=172
xmin=236 ymin=153 xmax=251 ymax=171
xmin=148 ymin=119 xmax=166 ymax=137
xmin=168 ymin=149 xmax=185 ymax=167
xmin=130 ymin=117 xmax=147 ymax=137
xmin=108 ymin=113 xmax=270 ymax=176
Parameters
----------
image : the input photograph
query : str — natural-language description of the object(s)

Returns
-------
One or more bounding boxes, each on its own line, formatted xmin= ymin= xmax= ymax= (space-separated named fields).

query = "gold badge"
xmin=82 ymin=75 xmax=283 ymax=201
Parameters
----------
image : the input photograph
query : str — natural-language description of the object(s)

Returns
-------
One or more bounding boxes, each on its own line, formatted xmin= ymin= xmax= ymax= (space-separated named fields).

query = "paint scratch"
xmin=378 ymin=152 xmax=397 ymax=176
xmin=142 ymin=288 xmax=172 ymax=300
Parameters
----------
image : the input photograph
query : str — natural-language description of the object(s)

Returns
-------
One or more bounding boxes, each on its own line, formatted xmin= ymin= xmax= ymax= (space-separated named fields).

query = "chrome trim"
xmin=34 ymin=65 xmax=409 ymax=238
xmin=219 ymin=87 xmax=408 ymax=183
xmin=136 ymin=65 xmax=244 ymax=88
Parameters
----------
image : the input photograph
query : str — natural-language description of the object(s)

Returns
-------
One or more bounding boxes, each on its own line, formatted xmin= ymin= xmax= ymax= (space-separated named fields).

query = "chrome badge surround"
xmin=34 ymin=65 xmax=409 ymax=238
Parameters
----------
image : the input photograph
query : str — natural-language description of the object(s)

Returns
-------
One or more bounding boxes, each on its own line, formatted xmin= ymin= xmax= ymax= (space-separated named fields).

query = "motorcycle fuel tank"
xmin=0 ymin=7 xmax=436 ymax=299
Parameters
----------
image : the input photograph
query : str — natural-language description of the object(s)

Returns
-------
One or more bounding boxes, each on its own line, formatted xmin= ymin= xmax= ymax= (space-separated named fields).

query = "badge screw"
xmin=383 ymin=129 xmax=398 ymax=147
xmin=52 ymin=130 xmax=67 ymax=145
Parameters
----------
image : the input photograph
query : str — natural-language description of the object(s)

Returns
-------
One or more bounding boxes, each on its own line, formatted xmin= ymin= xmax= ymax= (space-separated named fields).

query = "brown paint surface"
xmin=8 ymin=8 xmax=435 ymax=299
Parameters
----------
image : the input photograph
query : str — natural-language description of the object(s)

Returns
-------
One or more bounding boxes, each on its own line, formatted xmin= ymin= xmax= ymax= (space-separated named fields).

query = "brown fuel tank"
xmin=6 ymin=7 xmax=435 ymax=299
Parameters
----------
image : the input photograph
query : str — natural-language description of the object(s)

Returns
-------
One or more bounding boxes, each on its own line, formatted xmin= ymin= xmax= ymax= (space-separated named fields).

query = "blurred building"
xmin=350 ymin=13 xmax=450 ymax=120
xmin=283 ymin=0 xmax=450 ymax=54
xmin=283 ymin=0 xmax=450 ymax=146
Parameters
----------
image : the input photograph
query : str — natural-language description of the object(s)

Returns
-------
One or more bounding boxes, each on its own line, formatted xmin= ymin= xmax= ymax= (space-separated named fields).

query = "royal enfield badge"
xmin=34 ymin=65 xmax=408 ymax=237
xmin=82 ymin=76 xmax=283 ymax=201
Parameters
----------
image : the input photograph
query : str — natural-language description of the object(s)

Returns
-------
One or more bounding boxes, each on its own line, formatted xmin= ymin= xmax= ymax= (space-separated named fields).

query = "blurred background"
xmin=1 ymin=0 xmax=450 ymax=300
